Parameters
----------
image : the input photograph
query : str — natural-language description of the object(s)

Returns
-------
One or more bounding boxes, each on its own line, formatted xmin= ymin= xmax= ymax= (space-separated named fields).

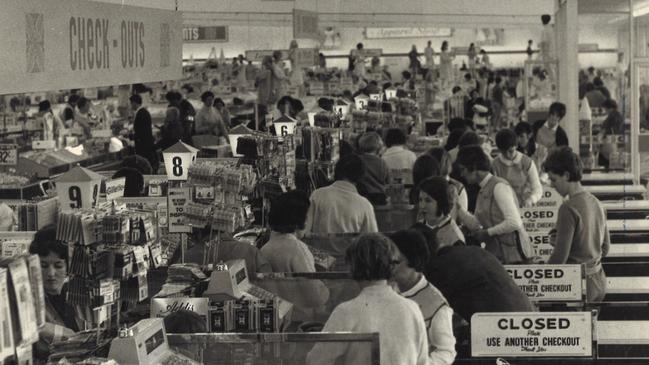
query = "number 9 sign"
xmin=55 ymin=166 xmax=103 ymax=212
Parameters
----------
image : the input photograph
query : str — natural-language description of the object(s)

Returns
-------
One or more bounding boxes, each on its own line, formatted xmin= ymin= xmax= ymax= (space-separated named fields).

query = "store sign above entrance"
xmin=365 ymin=27 xmax=453 ymax=39
xmin=183 ymin=26 xmax=228 ymax=43
xmin=0 ymin=0 xmax=182 ymax=94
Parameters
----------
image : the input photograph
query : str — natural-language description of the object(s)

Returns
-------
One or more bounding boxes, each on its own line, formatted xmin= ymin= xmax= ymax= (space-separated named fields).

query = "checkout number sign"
xmin=60 ymin=182 xmax=100 ymax=210
xmin=0 ymin=144 xmax=17 ymax=166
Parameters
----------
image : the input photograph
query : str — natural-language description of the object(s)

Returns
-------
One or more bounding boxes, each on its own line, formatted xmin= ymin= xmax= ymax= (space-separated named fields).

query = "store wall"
xmin=183 ymin=21 xmax=621 ymax=71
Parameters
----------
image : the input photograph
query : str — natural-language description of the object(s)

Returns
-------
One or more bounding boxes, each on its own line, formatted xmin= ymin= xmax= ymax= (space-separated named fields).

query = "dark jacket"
xmin=423 ymin=244 xmax=535 ymax=321
xmin=527 ymin=122 xmax=568 ymax=157
xmin=357 ymin=153 xmax=390 ymax=205
xmin=132 ymin=107 xmax=159 ymax=169
xmin=156 ymin=106 xmax=185 ymax=151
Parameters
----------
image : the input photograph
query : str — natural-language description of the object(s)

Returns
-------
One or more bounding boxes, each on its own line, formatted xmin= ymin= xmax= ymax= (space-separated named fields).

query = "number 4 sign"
xmin=162 ymin=141 xmax=199 ymax=181
xmin=55 ymin=166 xmax=103 ymax=212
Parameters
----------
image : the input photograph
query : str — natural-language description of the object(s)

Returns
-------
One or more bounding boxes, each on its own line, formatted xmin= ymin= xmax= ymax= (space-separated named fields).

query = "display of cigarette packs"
xmin=0 ymin=268 xmax=15 ymax=361
xmin=68 ymin=277 xmax=119 ymax=307
xmin=3 ymin=256 xmax=38 ymax=345
xmin=69 ymin=246 xmax=115 ymax=279
xmin=121 ymin=273 xmax=148 ymax=303
xmin=185 ymin=202 xmax=213 ymax=228
xmin=25 ymin=255 xmax=45 ymax=327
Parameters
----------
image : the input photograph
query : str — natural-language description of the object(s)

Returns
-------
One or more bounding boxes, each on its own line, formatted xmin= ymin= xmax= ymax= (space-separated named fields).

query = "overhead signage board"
xmin=365 ymin=27 xmax=453 ymax=39
xmin=293 ymin=48 xmax=318 ymax=68
xmin=471 ymin=312 xmax=593 ymax=357
xmin=0 ymin=0 xmax=183 ymax=94
xmin=245 ymin=50 xmax=289 ymax=62
xmin=293 ymin=9 xmax=319 ymax=40
xmin=504 ymin=265 xmax=584 ymax=302
xmin=183 ymin=26 xmax=228 ymax=43
xmin=362 ymin=49 xmax=383 ymax=58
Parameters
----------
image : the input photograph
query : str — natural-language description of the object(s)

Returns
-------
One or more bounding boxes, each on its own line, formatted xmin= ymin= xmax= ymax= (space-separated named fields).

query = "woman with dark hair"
xmin=306 ymin=233 xmax=431 ymax=365
xmin=493 ymin=129 xmax=542 ymax=207
xmin=30 ymin=226 xmax=82 ymax=361
xmin=427 ymin=147 xmax=468 ymax=213
xmin=409 ymin=154 xmax=441 ymax=205
xmin=261 ymin=191 xmax=329 ymax=323
xmin=112 ymin=167 xmax=144 ymax=197
xmin=534 ymin=102 xmax=569 ymax=151
xmin=544 ymin=147 xmax=609 ymax=302
xmin=195 ymin=91 xmax=228 ymax=139
xmin=599 ymin=99 xmax=625 ymax=168
xmin=455 ymin=145 xmax=533 ymax=264
xmin=390 ymin=229 xmax=456 ymax=365
xmin=413 ymin=177 xmax=465 ymax=248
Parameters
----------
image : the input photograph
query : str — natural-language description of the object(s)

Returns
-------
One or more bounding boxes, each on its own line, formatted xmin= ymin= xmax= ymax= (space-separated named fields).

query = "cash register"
xmin=203 ymin=259 xmax=292 ymax=332
xmin=108 ymin=318 xmax=198 ymax=365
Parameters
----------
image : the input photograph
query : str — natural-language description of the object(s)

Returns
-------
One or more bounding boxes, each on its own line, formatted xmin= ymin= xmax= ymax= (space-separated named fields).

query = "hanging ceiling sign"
xmin=245 ymin=50 xmax=290 ymax=62
xmin=0 ymin=0 xmax=183 ymax=94
xmin=365 ymin=27 xmax=453 ymax=39
xmin=293 ymin=9 xmax=319 ymax=40
xmin=183 ymin=26 xmax=228 ymax=43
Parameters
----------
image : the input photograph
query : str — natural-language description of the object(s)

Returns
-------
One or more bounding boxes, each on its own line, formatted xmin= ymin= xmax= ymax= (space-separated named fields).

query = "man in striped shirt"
xmin=389 ymin=230 xmax=457 ymax=365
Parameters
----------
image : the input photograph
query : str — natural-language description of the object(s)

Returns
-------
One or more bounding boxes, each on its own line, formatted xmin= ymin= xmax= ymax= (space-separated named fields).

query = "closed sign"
xmin=504 ymin=265 xmax=584 ymax=301
xmin=471 ymin=312 xmax=593 ymax=357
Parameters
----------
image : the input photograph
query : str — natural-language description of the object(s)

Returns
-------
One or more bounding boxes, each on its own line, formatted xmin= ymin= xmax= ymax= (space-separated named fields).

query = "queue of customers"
xmin=28 ymin=91 xmax=609 ymax=364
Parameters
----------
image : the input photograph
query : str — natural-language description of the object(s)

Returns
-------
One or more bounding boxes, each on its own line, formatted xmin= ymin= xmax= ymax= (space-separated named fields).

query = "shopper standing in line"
xmin=306 ymin=233 xmax=431 ymax=365
xmin=544 ymin=147 xmax=609 ymax=302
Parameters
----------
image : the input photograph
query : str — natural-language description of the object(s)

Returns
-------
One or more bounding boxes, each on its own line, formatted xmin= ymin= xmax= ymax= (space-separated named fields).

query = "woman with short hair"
xmin=306 ymin=233 xmax=431 ymax=365
xmin=493 ymin=128 xmax=542 ymax=207
xmin=261 ymin=191 xmax=329 ymax=324
xmin=30 ymin=226 xmax=83 ymax=361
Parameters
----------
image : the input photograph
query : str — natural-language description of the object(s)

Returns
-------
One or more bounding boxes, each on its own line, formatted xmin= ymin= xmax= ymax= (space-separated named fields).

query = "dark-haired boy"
xmin=544 ymin=147 xmax=609 ymax=302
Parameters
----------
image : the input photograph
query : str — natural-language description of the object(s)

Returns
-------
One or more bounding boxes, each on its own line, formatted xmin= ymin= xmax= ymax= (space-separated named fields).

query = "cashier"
xmin=260 ymin=191 xmax=329 ymax=325
xmin=29 ymin=226 xmax=82 ymax=359
xmin=74 ymin=97 xmax=93 ymax=139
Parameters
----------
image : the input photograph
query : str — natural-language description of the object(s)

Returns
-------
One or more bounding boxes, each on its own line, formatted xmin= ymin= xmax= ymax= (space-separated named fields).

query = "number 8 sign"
xmin=162 ymin=141 xmax=199 ymax=181
xmin=55 ymin=166 xmax=103 ymax=212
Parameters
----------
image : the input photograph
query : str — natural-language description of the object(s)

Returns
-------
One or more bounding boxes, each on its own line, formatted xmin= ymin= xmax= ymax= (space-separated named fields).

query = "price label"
xmin=0 ymin=144 xmax=17 ymax=166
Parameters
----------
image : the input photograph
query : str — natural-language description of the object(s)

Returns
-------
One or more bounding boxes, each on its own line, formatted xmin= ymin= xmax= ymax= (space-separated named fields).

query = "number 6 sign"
xmin=55 ymin=166 xmax=103 ymax=211
xmin=163 ymin=141 xmax=199 ymax=181
xmin=273 ymin=115 xmax=296 ymax=137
